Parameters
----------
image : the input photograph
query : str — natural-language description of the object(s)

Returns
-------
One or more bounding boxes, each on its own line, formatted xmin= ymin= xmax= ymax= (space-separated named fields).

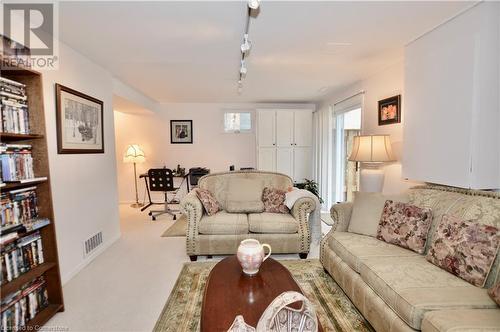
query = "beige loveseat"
xmin=320 ymin=185 xmax=500 ymax=332
xmin=180 ymin=171 xmax=315 ymax=261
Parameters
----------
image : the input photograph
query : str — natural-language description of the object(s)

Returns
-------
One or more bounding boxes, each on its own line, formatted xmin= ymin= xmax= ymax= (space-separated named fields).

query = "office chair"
xmin=146 ymin=168 xmax=179 ymax=221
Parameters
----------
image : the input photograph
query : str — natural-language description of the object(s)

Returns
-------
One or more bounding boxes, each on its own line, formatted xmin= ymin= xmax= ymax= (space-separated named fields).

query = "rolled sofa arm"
xmin=180 ymin=191 xmax=204 ymax=255
xmin=329 ymin=202 xmax=353 ymax=232
xmin=291 ymin=197 xmax=316 ymax=253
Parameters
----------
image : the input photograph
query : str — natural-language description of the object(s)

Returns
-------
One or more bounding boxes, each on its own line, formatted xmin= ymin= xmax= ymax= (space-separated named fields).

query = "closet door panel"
xmin=258 ymin=111 xmax=276 ymax=147
xmin=276 ymin=111 xmax=294 ymax=147
xmin=294 ymin=111 xmax=313 ymax=147
xmin=293 ymin=147 xmax=312 ymax=182
xmin=258 ymin=147 xmax=276 ymax=172
xmin=276 ymin=148 xmax=294 ymax=178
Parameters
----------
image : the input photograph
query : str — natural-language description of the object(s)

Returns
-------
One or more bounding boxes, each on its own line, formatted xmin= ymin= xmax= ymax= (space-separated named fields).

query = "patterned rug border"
xmin=154 ymin=259 xmax=373 ymax=332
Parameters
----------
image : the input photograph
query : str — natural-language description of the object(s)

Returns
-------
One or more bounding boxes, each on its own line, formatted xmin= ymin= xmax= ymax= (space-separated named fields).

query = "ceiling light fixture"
xmin=248 ymin=0 xmax=260 ymax=10
xmin=241 ymin=34 xmax=252 ymax=54
xmin=240 ymin=60 xmax=247 ymax=77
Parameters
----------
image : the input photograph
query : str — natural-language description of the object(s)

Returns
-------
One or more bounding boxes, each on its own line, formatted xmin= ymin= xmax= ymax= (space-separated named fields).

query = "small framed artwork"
xmin=170 ymin=120 xmax=193 ymax=144
xmin=55 ymin=84 xmax=104 ymax=154
xmin=378 ymin=95 xmax=401 ymax=126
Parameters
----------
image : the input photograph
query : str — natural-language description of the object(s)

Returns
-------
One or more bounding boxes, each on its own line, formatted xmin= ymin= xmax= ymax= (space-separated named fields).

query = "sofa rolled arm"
xmin=180 ymin=191 xmax=204 ymax=255
xmin=291 ymin=197 xmax=316 ymax=253
xmin=329 ymin=202 xmax=353 ymax=232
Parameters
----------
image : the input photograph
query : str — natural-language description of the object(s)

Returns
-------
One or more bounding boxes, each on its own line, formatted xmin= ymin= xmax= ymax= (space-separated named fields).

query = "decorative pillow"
xmin=348 ymin=192 xmax=409 ymax=237
xmin=262 ymin=187 xmax=289 ymax=214
xmin=488 ymin=283 xmax=500 ymax=306
xmin=377 ymin=200 xmax=433 ymax=254
xmin=196 ymin=188 xmax=221 ymax=216
xmin=225 ymin=178 xmax=264 ymax=213
xmin=426 ymin=214 xmax=499 ymax=287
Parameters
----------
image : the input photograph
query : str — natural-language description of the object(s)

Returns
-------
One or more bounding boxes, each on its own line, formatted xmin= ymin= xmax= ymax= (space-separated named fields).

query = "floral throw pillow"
xmin=262 ymin=187 xmax=289 ymax=214
xmin=426 ymin=214 xmax=499 ymax=287
xmin=196 ymin=188 xmax=221 ymax=216
xmin=488 ymin=283 xmax=500 ymax=306
xmin=377 ymin=200 xmax=433 ymax=254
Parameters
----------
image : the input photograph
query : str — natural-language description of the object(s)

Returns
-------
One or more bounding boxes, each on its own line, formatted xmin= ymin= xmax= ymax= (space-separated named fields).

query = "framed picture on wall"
xmin=378 ymin=95 xmax=401 ymax=126
xmin=55 ymin=84 xmax=104 ymax=154
xmin=170 ymin=120 xmax=193 ymax=144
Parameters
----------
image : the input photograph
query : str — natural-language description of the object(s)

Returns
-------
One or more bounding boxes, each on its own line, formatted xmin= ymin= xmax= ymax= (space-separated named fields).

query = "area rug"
xmin=154 ymin=259 xmax=374 ymax=332
xmin=161 ymin=215 xmax=187 ymax=237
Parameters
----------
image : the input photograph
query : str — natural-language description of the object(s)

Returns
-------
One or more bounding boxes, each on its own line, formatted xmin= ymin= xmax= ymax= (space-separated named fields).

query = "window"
xmin=224 ymin=112 xmax=252 ymax=133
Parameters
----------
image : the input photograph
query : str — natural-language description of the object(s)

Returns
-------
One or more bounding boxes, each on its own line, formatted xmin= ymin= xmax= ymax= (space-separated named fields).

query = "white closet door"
xmin=276 ymin=111 xmax=294 ymax=147
xmin=257 ymin=111 xmax=276 ymax=147
xmin=294 ymin=111 xmax=313 ymax=147
xmin=276 ymin=148 xmax=294 ymax=178
xmin=258 ymin=147 xmax=276 ymax=172
xmin=293 ymin=147 xmax=312 ymax=182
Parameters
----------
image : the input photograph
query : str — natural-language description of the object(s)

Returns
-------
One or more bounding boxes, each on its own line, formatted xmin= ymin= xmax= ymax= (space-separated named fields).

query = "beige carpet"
xmin=154 ymin=259 xmax=374 ymax=332
xmin=161 ymin=215 xmax=187 ymax=237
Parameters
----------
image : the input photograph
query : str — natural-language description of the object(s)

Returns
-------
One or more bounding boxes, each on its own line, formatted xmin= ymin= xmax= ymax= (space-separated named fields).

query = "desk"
xmin=139 ymin=173 xmax=190 ymax=212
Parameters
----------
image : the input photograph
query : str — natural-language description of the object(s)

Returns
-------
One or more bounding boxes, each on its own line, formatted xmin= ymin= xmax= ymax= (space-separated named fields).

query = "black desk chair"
xmin=146 ymin=168 xmax=179 ymax=221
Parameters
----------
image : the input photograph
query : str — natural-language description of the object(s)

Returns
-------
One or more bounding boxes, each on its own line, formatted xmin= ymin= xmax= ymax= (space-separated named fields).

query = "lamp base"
xmin=130 ymin=202 xmax=144 ymax=208
xmin=359 ymin=168 xmax=385 ymax=193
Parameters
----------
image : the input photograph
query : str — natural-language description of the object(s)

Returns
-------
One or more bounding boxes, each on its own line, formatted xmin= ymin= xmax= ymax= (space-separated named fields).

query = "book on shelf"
xmin=0 ymin=276 xmax=49 ymax=331
xmin=0 ymin=144 xmax=34 ymax=182
xmin=1 ymin=231 xmax=45 ymax=285
xmin=0 ymin=77 xmax=29 ymax=135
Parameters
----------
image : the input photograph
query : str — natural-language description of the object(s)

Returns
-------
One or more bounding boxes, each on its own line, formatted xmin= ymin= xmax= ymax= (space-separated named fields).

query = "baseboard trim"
xmin=61 ymin=232 xmax=121 ymax=285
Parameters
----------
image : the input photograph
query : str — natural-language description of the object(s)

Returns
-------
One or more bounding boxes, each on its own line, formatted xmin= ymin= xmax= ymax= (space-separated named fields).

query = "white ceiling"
xmin=59 ymin=1 xmax=472 ymax=103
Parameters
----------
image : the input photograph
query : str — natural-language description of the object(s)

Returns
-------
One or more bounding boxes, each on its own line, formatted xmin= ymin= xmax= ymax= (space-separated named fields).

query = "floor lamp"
xmin=348 ymin=135 xmax=395 ymax=192
xmin=124 ymin=144 xmax=146 ymax=208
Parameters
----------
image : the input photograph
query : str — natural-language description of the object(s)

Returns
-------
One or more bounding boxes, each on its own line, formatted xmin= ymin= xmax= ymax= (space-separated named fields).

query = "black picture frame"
xmin=378 ymin=95 xmax=401 ymax=126
xmin=55 ymin=83 xmax=104 ymax=154
xmin=170 ymin=120 xmax=193 ymax=144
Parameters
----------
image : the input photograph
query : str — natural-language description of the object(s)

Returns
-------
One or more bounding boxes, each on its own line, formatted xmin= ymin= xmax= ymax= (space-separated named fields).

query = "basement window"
xmin=224 ymin=112 xmax=252 ymax=133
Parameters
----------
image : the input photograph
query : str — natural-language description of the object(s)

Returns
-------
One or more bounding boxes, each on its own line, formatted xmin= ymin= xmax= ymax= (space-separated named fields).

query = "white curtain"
xmin=313 ymin=106 xmax=333 ymax=212
xmin=313 ymin=92 xmax=364 ymax=211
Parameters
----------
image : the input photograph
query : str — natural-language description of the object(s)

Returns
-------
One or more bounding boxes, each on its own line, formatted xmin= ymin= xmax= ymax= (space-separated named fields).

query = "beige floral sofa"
xmin=320 ymin=185 xmax=500 ymax=332
xmin=180 ymin=171 xmax=315 ymax=261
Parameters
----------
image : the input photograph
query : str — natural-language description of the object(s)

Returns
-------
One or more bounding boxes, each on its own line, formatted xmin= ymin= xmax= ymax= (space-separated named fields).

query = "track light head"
xmin=248 ymin=0 xmax=260 ymax=10
xmin=240 ymin=62 xmax=247 ymax=77
xmin=241 ymin=34 xmax=252 ymax=54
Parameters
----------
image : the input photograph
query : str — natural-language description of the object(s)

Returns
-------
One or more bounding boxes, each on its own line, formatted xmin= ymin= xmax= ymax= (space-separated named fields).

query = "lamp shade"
xmin=348 ymin=135 xmax=395 ymax=163
xmin=123 ymin=144 xmax=146 ymax=163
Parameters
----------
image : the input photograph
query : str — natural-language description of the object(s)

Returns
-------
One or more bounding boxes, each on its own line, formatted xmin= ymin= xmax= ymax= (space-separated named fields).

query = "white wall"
xmin=317 ymin=61 xmax=421 ymax=195
xmin=114 ymin=103 xmax=314 ymax=203
xmin=42 ymin=42 xmax=122 ymax=284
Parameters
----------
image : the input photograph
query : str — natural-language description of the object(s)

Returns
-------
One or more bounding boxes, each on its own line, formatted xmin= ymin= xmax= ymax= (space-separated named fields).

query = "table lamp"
xmin=348 ymin=135 xmax=395 ymax=192
xmin=123 ymin=144 xmax=146 ymax=208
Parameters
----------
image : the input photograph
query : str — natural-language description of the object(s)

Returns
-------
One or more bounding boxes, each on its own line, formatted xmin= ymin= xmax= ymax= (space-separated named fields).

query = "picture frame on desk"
xmin=170 ymin=120 xmax=193 ymax=144
xmin=55 ymin=84 xmax=104 ymax=154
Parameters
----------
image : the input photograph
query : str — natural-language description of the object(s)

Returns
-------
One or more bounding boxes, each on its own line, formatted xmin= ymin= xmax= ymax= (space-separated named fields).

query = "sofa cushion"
xmin=348 ymin=192 xmax=409 ymax=237
xmin=359 ymin=255 xmax=498 ymax=330
xmin=225 ymin=178 xmax=264 ymax=213
xmin=421 ymin=309 xmax=500 ymax=332
xmin=199 ymin=211 xmax=248 ymax=235
xmin=426 ymin=214 xmax=499 ymax=287
xmin=377 ymin=200 xmax=433 ymax=254
xmin=248 ymin=213 xmax=298 ymax=234
xmin=408 ymin=186 xmax=500 ymax=288
xmin=196 ymin=188 xmax=221 ymax=216
xmin=327 ymin=232 xmax=419 ymax=273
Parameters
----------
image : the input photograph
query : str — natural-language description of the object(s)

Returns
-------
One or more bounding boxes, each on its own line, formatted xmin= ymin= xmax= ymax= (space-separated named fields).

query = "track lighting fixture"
xmin=248 ymin=0 xmax=260 ymax=10
xmin=241 ymin=34 xmax=252 ymax=54
xmin=240 ymin=60 xmax=247 ymax=77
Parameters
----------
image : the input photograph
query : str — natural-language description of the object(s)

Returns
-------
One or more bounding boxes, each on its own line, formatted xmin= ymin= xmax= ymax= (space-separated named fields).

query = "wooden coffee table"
xmin=200 ymin=256 xmax=323 ymax=331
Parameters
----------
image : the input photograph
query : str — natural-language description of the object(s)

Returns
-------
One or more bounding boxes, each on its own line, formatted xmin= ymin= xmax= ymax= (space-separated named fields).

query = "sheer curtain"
xmin=313 ymin=92 xmax=364 ymax=211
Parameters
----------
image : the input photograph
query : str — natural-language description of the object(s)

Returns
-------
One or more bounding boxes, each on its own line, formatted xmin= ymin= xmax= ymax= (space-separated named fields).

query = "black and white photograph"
xmin=55 ymin=84 xmax=104 ymax=153
xmin=170 ymin=120 xmax=193 ymax=144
